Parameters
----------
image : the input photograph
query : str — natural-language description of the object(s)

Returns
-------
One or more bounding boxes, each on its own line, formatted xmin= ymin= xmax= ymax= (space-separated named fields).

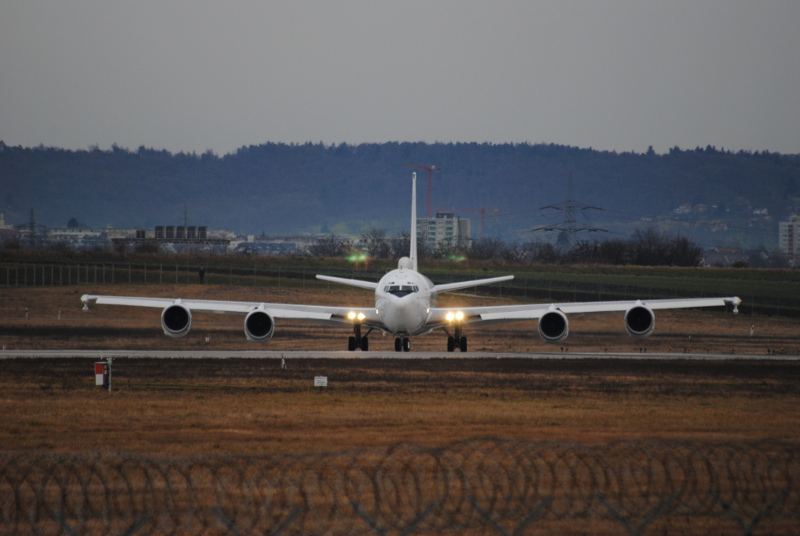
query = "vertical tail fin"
xmin=410 ymin=172 xmax=418 ymax=271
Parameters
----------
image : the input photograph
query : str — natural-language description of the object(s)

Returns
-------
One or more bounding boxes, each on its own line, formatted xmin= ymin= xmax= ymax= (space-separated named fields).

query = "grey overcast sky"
xmin=1 ymin=1 xmax=798 ymax=155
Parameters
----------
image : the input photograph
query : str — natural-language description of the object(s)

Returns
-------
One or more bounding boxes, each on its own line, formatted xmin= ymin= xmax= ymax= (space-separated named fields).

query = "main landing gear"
xmin=447 ymin=335 xmax=468 ymax=352
xmin=446 ymin=324 xmax=468 ymax=352
xmin=347 ymin=323 xmax=371 ymax=351
xmin=394 ymin=337 xmax=411 ymax=352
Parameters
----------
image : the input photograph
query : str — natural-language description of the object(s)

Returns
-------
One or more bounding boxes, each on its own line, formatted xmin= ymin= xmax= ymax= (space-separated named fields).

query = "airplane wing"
xmin=431 ymin=275 xmax=514 ymax=293
xmin=315 ymin=275 xmax=379 ymax=290
xmin=426 ymin=296 xmax=741 ymax=328
xmin=80 ymin=294 xmax=383 ymax=328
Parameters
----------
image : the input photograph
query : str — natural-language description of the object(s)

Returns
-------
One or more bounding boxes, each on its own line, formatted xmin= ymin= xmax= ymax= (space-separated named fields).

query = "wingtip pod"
xmin=729 ymin=297 xmax=742 ymax=314
xmin=80 ymin=294 xmax=93 ymax=312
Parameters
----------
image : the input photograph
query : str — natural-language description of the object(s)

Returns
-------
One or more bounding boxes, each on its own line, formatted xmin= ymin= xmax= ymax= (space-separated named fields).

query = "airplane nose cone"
xmin=379 ymin=296 xmax=426 ymax=334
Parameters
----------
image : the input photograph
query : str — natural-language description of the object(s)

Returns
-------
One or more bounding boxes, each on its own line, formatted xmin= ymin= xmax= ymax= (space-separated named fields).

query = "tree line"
xmin=2 ymin=141 xmax=798 ymax=250
xmin=310 ymin=227 xmax=705 ymax=267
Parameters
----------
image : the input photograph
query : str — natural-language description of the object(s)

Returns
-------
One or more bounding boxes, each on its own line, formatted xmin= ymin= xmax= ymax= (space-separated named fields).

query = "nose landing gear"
xmin=394 ymin=337 xmax=411 ymax=352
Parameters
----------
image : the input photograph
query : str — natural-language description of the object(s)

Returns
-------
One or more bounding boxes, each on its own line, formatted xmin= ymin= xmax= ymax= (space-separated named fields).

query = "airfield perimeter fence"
xmin=2 ymin=439 xmax=800 ymax=536
xmin=2 ymin=260 xmax=799 ymax=318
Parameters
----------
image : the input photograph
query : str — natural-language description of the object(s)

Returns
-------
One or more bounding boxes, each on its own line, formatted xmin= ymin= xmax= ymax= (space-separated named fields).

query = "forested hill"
xmin=1 ymin=141 xmax=798 ymax=247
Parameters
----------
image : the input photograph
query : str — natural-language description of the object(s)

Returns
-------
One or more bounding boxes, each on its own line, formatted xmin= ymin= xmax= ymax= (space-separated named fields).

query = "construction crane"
xmin=404 ymin=165 xmax=440 ymax=218
xmin=435 ymin=207 xmax=499 ymax=240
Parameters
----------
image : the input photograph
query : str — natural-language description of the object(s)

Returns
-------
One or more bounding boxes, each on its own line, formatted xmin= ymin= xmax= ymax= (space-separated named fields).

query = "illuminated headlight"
xmin=348 ymin=311 xmax=366 ymax=322
xmin=357 ymin=312 xmax=365 ymax=321
xmin=446 ymin=311 xmax=465 ymax=323
xmin=347 ymin=311 xmax=356 ymax=320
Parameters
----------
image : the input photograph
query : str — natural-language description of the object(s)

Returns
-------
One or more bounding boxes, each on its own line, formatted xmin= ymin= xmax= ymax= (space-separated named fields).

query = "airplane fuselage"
xmin=375 ymin=266 xmax=436 ymax=336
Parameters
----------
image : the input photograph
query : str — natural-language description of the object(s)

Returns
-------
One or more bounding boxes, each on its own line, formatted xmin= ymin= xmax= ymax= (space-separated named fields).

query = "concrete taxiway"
xmin=1 ymin=349 xmax=797 ymax=360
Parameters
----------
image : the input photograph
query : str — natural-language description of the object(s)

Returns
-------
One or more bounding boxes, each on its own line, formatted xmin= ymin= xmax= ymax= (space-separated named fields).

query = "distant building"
xmin=0 ymin=213 xmax=18 ymax=242
xmin=47 ymin=227 xmax=104 ymax=249
xmin=779 ymin=214 xmax=800 ymax=263
xmin=702 ymin=247 xmax=748 ymax=268
xmin=673 ymin=204 xmax=692 ymax=215
xmin=416 ymin=213 xmax=470 ymax=250
xmin=0 ymin=213 xmax=14 ymax=231
xmin=232 ymin=234 xmax=313 ymax=255
xmin=111 ymin=225 xmax=229 ymax=252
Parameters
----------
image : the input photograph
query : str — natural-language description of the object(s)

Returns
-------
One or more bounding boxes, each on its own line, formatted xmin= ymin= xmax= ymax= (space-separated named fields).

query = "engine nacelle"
xmin=161 ymin=303 xmax=192 ymax=338
xmin=538 ymin=309 xmax=569 ymax=343
xmin=244 ymin=309 xmax=275 ymax=343
xmin=625 ymin=303 xmax=655 ymax=338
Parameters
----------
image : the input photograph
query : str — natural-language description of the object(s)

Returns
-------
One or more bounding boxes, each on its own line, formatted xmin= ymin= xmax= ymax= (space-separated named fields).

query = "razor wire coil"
xmin=2 ymin=439 xmax=799 ymax=535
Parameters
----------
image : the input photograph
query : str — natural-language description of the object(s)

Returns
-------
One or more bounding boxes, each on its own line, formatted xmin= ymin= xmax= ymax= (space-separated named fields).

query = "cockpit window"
xmin=384 ymin=284 xmax=419 ymax=297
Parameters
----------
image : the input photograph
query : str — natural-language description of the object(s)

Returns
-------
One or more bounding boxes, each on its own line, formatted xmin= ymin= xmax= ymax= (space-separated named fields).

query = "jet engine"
xmin=244 ymin=308 xmax=275 ymax=343
xmin=161 ymin=303 xmax=192 ymax=338
xmin=538 ymin=309 xmax=569 ymax=343
xmin=625 ymin=303 xmax=655 ymax=338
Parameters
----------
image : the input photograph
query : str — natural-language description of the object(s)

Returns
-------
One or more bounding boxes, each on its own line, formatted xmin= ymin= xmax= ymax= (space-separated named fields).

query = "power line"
xmin=531 ymin=172 xmax=607 ymax=247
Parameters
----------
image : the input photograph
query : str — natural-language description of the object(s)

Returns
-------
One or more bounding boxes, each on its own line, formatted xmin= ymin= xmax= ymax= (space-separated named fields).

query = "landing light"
xmin=348 ymin=311 xmax=365 ymax=321
xmin=446 ymin=311 xmax=465 ymax=323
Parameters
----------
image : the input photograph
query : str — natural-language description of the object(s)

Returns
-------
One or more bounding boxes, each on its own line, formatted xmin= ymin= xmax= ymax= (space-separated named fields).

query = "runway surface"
xmin=1 ymin=349 xmax=798 ymax=360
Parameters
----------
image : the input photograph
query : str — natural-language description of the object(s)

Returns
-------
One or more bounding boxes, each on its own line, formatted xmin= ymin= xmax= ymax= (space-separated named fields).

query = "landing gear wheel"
xmin=395 ymin=338 xmax=402 ymax=352
xmin=447 ymin=336 xmax=455 ymax=352
xmin=459 ymin=336 xmax=468 ymax=352
xmin=360 ymin=336 xmax=369 ymax=351
xmin=348 ymin=336 xmax=357 ymax=351
xmin=403 ymin=338 xmax=411 ymax=352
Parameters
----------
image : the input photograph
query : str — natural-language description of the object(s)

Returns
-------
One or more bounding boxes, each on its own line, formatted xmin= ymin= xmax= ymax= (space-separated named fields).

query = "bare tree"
xmin=307 ymin=235 xmax=348 ymax=257
xmin=525 ymin=241 xmax=561 ymax=264
xmin=390 ymin=230 xmax=411 ymax=258
xmin=629 ymin=227 xmax=701 ymax=266
xmin=361 ymin=227 xmax=392 ymax=259
xmin=470 ymin=238 xmax=506 ymax=260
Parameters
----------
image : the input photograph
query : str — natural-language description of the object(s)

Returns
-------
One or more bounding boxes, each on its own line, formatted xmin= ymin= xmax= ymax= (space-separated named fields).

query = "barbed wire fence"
xmin=2 ymin=439 xmax=799 ymax=535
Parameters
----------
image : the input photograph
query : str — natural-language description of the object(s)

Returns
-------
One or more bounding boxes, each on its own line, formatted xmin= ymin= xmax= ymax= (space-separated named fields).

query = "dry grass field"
xmin=2 ymin=357 xmax=800 ymax=458
xmin=3 ymin=285 xmax=800 ymax=534
xmin=2 ymin=285 xmax=800 ymax=457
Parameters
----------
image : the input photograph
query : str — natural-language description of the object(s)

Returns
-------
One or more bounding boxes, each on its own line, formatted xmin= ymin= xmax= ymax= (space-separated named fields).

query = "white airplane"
xmin=81 ymin=173 xmax=741 ymax=352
